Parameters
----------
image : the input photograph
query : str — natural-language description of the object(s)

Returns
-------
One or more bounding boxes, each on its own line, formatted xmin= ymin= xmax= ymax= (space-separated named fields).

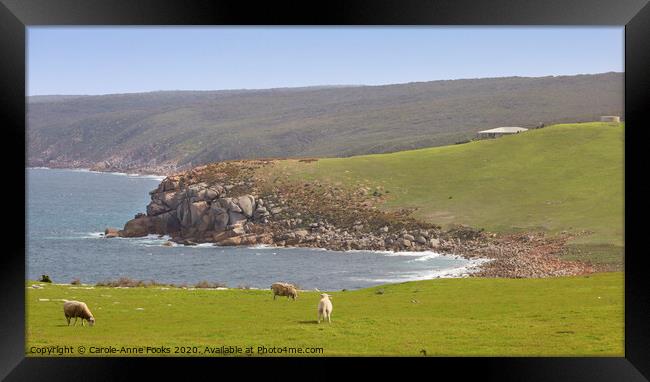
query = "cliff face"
xmin=119 ymin=161 xmax=273 ymax=245
xmin=121 ymin=179 xmax=274 ymax=244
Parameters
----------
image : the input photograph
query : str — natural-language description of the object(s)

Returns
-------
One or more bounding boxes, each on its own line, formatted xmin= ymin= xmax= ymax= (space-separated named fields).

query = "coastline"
xmin=29 ymin=163 xmax=597 ymax=281
xmin=111 ymin=160 xmax=596 ymax=279
xmin=27 ymin=166 xmax=168 ymax=180
xmin=27 ymin=167 xmax=486 ymax=287
xmin=86 ymin=231 xmax=495 ymax=284
xmin=26 ymin=159 xmax=175 ymax=177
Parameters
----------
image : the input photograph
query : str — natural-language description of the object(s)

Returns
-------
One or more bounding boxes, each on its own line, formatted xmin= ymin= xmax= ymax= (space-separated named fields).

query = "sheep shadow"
xmin=297 ymin=320 xmax=319 ymax=325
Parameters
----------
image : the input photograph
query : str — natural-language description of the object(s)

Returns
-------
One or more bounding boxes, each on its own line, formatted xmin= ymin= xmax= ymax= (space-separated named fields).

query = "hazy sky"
xmin=28 ymin=27 xmax=624 ymax=96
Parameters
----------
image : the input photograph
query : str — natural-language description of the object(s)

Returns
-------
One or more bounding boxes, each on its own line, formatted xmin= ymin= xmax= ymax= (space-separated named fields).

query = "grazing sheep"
xmin=63 ymin=300 xmax=95 ymax=326
xmin=317 ymin=293 xmax=333 ymax=324
xmin=270 ymin=282 xmax=298 ymax=300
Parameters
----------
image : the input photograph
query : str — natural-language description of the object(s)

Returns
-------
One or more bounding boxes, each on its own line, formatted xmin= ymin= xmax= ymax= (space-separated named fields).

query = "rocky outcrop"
xmin=118 ymin=173 xmax=272 ymax=245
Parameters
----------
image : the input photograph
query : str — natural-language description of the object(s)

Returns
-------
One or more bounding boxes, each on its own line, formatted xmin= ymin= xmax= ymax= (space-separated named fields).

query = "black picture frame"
xmin=1 ymin=0 xmax=648 ymax=380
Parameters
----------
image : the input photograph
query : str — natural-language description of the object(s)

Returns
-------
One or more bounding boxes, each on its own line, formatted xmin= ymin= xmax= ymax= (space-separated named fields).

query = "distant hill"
xmin=27 ymin=72 xmax=623 ymax=174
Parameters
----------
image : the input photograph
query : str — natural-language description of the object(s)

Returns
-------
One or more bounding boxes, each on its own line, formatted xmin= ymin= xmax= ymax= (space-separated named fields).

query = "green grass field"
xmin=26 ymin=272 xmax=623 ymax=357
xmin=274 ymin=122 xmax=624 ymax=265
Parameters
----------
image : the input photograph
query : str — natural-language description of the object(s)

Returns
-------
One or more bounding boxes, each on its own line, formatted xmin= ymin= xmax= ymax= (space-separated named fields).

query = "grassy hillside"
xmin=271 ymin=122 xmax=624 ymax=263
xmin=26 ymin=272 xmax=623 ymax=357
xmin=28 ymin=73 xmax=623 ymax=171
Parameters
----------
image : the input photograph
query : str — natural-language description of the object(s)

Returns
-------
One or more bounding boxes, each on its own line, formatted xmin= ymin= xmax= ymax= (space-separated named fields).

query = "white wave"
xmin=345 ymin=249 xmax=443 ymax=257
xmin=175 ymin=242 xmax=219 ymax=248
xmin=107 ymin=171 xmax=129 ymax=176
xmin=137 ymin=238 xmax=219 ymax=248
xmin=66 ymin=232 xmax=177 ymax=242
xmin=141 ymin=175 xmax=166 ymax=181
xmin=351 ymin=257 xmax=492 ymax=283
xmin=417 ymin=259 xmax=492 ymax=279
xmin=34 ymin=167 xmax=166 ymax=180
xmin=406 ymin=252 xmax=444 ymax=262
xmin=42 ymin=231 xmax=105 ymax=240
xmin=246 ymin=244 xmax=276 ymax=250
xmin=103 ymin=171 xmax=167 ymax=180
xmin=118 ymin=234 xmax=167 ymax=241
xmin=133 ymin=235 xmax=173 ymax=246
xmin=82 ymin=232 xmax=104 ymax=238
xmin=127 ymin=173 xmax=166 ymax=181
xmin=194 ymin=243 xmax=216 ymax=248
xmin=108 ymin=234 xmax=166 ymax=246
xmin=54 ymin=168 xmax=119 ymax=176
xmin=379 ymin=251 xmax=474 ymax=264
xmin=348 ymin=249 xmax=473 ymax=264
xmin=145 ymin=234 xmax=170 ymax=240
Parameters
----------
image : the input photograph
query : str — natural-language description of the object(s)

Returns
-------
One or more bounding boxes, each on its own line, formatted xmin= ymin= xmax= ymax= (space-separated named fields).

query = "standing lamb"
xmin=270 ymin=282 xmax=298 ymax=300
xmin=317 ymin=293 xmax=333 ymax=324
xmin=63 ymin=300 xmax=95 ymax=326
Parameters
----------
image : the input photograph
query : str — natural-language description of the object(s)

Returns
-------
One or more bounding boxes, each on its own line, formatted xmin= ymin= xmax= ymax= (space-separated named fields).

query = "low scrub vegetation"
xmin=195 ymin=281 xmax=227 ymax=289
xmin=95 ymin=278 xmax=170 ymax=288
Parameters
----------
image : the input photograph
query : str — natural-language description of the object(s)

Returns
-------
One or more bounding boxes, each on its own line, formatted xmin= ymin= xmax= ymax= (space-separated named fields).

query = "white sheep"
xmin=63 ymin=300 xmax=95 ymax=326
xmin=317 ymin=293 xmax=333 ymax=324
xmin=271 ymin=282 xmax=298 ymax=300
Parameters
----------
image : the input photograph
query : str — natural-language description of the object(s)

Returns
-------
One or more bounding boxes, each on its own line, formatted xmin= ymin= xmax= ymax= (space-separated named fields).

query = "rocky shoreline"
xmin=109 ymin=160 xmax=595 ymax=279
xmin=28 ymin=159 xmax=177 ymax=177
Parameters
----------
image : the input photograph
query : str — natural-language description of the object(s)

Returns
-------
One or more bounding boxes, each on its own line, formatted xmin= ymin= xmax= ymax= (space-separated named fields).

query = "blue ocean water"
xmin=26 ymin=168 xmax=481 ymax=290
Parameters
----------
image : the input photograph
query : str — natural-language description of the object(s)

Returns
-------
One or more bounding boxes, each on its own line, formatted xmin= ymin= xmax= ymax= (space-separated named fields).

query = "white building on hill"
xmin=477 ymin=126 xmax=528 ymax=139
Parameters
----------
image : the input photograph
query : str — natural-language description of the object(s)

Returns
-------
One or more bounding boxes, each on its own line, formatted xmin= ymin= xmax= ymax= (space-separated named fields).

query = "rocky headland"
xmin=110 ymin=160 xmax=595 ymax=278
xmin=29 ymin=157 xmax=177 ymax=176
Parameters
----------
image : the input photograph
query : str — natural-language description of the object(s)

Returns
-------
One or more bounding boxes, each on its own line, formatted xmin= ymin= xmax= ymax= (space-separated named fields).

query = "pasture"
xmin=26 ymin=272 xmax=623 ymax=357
